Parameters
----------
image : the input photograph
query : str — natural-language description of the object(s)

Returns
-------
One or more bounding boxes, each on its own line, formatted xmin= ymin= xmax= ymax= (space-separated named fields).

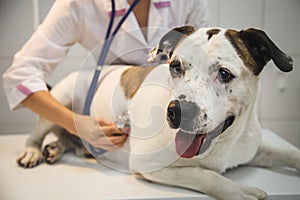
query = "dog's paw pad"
xmin=43 ymin=143 xmax=62 ymax=164
xmin=16 ymin=147 xmax=43 ymax=168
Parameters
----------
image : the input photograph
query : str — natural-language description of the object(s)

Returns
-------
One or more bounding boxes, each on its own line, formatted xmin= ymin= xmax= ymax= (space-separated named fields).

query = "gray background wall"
xmin=0 ymin=0 xmax=299 ymax=147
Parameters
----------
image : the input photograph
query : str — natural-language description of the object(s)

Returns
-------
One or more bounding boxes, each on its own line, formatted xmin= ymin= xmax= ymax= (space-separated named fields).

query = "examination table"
xmin=0 ymin=129 xmax=299 ymax=200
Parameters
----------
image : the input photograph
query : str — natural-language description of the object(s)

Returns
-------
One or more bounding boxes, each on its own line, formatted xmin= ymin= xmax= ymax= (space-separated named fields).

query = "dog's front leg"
xmin=17 ymin=117 xmax=57 ymax=168
xmin=249 ymin=142 xmax=300 ymax=170
xmin=140 ymin=167 xmax=267 ymax=200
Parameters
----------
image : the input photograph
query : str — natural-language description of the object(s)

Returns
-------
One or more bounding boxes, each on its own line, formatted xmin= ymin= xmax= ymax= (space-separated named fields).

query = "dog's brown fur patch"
xmin=207 ymin=29 xmax=221 ymax=40
xmin=225 ymin=30 xmax=257 ymax=74
xmin=121 ymin=66 xmax=156 ymax=99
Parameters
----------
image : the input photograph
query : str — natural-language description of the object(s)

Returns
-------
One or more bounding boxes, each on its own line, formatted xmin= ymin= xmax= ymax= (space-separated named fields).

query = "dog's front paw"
xmin=43 ymin=142 xmax=63 ymax=164
xmin=232 ymin=186 xmax=267 ymax=200
xmin=246 ymin=187 xmax=267 ymax=200
xmin=292 ymin=150 xmax=300 ymax=171
xmin=219 ymin=185 xmax=267 ymax=200
xmin=17 ymin=147 xmax=43 ymax=168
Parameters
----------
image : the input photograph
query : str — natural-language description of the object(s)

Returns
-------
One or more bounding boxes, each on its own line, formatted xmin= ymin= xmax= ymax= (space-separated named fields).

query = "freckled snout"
xmin=167 ymin=99 xmax=200 ymax=132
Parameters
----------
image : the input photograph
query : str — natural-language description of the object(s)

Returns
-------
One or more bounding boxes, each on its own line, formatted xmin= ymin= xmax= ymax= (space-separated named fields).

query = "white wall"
xmin=0 ymin=0 xmax=299 ymax=147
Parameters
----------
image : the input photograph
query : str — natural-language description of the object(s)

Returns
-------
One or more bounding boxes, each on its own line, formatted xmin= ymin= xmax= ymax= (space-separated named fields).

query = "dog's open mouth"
xmin=175 ymin=115 xmax=235 ymax=158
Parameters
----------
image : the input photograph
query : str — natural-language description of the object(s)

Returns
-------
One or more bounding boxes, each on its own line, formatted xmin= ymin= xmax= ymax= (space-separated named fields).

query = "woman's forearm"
xmin=21 ymin=91 xmax=128 ymax=150
xmin=21 ymin=91 xmax=78 ymax=136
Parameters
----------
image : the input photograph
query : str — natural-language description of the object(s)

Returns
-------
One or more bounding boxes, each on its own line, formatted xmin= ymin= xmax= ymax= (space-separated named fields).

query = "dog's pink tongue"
xmin=175 ymin=130 xmax=204 ymax=158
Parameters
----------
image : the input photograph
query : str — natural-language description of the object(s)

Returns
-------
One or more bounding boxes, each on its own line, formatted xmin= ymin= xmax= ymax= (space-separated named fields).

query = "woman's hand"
xmin=21 ymin=91 xmax=128 ymax=152
xmin=73 ymin=114 xmax=128 ymax=151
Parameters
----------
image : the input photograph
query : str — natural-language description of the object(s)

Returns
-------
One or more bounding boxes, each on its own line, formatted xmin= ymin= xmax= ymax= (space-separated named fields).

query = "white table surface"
xmin=0 ymin=129 xmax=299 ymax=200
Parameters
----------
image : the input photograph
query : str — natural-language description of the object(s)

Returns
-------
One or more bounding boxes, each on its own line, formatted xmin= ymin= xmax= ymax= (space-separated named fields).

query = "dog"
xmin=17 ymin=26 xmax=300 ymax=200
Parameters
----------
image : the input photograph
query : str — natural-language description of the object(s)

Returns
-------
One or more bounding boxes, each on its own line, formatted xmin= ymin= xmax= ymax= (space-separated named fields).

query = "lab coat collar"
xmin=105 ymin=0 xmax=171 ymax=45
xmin=106 ymin=0 xmax=127 ymax=16
xmin=148 ymin=0 xmax=171 ymax=43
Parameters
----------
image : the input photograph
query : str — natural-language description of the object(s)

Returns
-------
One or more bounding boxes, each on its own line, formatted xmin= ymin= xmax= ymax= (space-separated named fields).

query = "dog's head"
xmin=149 ymin=26 xmax=293 ymax=158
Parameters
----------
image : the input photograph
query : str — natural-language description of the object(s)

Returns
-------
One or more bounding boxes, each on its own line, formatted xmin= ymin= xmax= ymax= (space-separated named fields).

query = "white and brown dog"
xmin=17 ymin=26 xmax=300 ymax=200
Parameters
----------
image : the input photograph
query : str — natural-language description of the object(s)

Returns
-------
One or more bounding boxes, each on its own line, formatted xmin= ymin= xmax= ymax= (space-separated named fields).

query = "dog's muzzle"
xmin=167 ymin=100 xmax=199 ymax=132
xmin=167 ymin=100 xmax=235 ymax=158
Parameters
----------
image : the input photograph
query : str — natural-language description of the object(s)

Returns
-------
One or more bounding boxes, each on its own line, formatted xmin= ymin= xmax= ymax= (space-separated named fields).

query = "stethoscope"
xmin=82 ymin=0 xmax=141 ymax=156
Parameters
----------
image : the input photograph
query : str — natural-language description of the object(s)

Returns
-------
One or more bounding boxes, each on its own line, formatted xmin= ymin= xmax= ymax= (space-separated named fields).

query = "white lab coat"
xmin=3 ymin=0 xmax=208 ymax=110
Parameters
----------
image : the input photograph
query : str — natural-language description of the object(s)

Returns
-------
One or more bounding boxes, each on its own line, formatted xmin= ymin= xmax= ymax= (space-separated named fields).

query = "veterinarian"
xmin=2 ymin=0 xmax=207 ymax=151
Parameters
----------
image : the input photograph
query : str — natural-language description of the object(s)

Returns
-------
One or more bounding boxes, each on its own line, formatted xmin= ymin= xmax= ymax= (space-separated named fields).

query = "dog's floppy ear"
xmin=148 ymin=25 xmax=196 ymax=62
xmin=238 ymin=28 xmax=293 ymax=75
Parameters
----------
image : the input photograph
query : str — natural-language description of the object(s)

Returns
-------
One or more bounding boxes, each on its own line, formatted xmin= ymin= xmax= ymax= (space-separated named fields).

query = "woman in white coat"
xmin=3 ymin=0 xmax=207 ymax=151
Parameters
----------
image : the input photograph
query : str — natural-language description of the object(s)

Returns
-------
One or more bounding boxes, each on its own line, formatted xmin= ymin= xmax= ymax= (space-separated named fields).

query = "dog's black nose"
xmin=167 ymin=100 xmax=199 ymax=130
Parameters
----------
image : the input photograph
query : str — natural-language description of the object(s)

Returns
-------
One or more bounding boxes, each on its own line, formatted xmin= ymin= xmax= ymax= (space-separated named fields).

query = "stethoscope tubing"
xmin=83 ymin=0 xmax=141 ymax=156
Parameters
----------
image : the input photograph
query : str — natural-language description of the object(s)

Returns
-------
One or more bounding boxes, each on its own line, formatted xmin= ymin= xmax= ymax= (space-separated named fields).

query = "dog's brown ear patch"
xmin=157 ymin=25 xmax=196 ymax=59
xmin=207 ymin=29 xmax=221 ymax=40
xmin=225 ymin=28 xmax=293 ymax=75
xmin=225 ymin=30 xmax=258 ymax=74
xmin=121 ymin=66 xmax=156 ymax=99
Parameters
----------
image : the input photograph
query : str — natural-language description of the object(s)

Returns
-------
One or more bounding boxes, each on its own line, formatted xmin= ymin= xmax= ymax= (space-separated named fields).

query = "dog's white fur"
xmin=17 ymin=27 xmax=300 ymax=200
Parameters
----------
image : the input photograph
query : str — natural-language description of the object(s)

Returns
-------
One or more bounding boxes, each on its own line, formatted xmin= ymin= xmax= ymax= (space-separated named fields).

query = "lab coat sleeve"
xmin=2 ymin=0 xmax=82 ymax=110
xmin=186 ymin=0 xmax=208 ymax=28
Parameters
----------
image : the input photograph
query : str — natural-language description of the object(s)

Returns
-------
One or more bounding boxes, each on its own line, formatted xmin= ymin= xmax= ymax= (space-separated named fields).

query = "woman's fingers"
xmin=98 ymin=118 xmax=115 ymax=126
xmin=109 ymin=134 xmax=128 ymax=146
xmin=101 ymin=125 xmax=124 ymax=136
xmin=73 ymin=115 xmax=128 ymax=151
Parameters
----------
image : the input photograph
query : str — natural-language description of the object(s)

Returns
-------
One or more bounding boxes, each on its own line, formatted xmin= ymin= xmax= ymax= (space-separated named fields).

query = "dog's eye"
xmin=217 ymin=68 xmax=235 ymax=83
xmin=169 ymin=59 xmax=183 ymax=77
